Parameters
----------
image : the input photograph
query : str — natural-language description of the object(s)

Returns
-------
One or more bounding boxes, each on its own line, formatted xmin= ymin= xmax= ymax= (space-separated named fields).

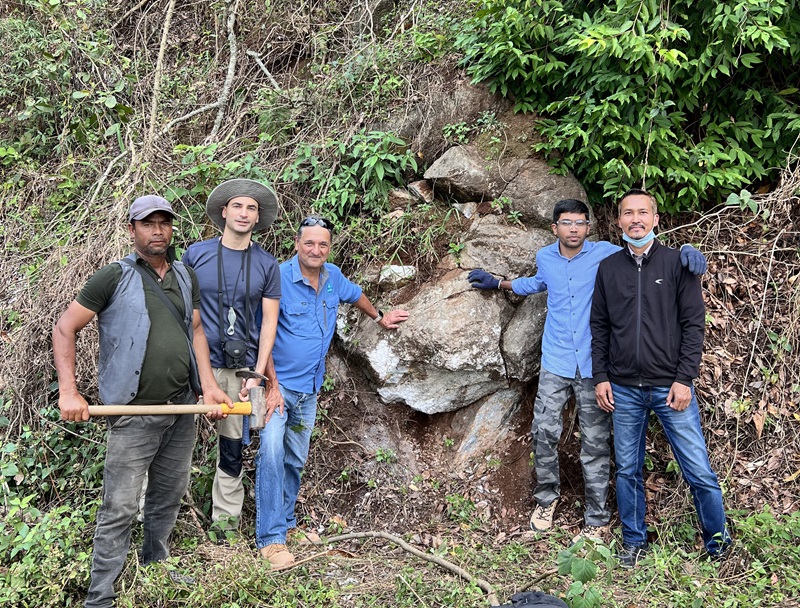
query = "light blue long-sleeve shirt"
xmin=511 ymin=239 xmax=620 ymax=379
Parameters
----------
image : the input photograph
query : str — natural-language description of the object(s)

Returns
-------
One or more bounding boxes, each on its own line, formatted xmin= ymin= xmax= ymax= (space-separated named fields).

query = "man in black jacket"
xmin=590 ymin=189 xmax=730 ymax=567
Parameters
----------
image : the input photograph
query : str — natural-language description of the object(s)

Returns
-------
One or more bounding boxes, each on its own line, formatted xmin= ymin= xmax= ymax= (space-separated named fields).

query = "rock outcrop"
xmin=334 ymin=133 xmax=588 ymax=463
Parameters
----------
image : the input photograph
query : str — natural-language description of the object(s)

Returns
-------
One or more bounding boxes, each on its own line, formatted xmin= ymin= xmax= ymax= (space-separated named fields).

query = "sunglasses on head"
xmin=299 ymin=216 xmax=334 ymax=231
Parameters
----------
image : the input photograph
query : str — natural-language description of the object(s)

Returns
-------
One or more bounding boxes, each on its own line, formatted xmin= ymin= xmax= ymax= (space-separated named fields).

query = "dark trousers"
xmin=85 ymin=413 xmax=195 ymax=608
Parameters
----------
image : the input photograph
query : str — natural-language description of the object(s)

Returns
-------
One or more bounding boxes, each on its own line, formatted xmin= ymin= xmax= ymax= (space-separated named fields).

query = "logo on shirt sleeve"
xmin=655 ymin=279 xmax=664 ymax=285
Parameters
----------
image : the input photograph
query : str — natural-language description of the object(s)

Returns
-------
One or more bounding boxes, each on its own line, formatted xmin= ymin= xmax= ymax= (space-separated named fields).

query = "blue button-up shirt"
xmin=511 ymin=240 xmax=620 ymax=379
xmin=272 ymin=255 xmax=362 ymax=393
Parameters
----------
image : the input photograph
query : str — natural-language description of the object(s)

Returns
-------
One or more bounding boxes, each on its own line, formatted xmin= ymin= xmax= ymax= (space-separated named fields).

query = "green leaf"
xmin=71 ymin=90 xmax=90 ymax=99
xmin=571 ymin=557 xmax=598 ymax=583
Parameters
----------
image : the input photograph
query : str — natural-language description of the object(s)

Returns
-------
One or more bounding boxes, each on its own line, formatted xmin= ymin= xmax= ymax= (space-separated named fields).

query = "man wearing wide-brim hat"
xmin=182 ymin=178 xmax=283 ymax=539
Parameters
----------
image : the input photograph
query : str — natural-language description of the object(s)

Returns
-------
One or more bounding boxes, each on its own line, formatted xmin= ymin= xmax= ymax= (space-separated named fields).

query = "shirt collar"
xmin=627 ymin=240 xmax=656 ymax=260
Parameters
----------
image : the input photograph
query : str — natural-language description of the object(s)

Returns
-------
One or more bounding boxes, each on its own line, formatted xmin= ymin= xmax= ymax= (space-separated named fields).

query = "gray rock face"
xmin=460 ymin=214 xmax=555 ymax=279
xmin=387 ymin=80 xmax=513 ymax=162
xmin=424 ymin=145 xmax=588 ymax=229
xmin=333 ymin=131 xmax=590 ymax=462
xmin=453 ymin=388 xmax=526 ymax=463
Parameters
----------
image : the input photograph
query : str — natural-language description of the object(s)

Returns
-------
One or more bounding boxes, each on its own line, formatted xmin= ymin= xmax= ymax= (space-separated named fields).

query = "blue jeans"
xmin=611 ymin=383 xmax=730 ymax=555
xmin=85 ymin=413 xmax=195 ymax=608
xmin=255 ymin=385 xmax=317 ymax=549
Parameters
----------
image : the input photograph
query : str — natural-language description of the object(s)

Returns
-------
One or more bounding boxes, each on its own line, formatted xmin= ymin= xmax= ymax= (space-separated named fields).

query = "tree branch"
xmin=207 ymin=0 xmax=241 ymax=143
xmin=146 ymin=0 xmax=177 ymax=145
xmin=245 ymin=49 xmax=282 ymax=92
xmin=326 ymin=531 xmax=500 ymax=606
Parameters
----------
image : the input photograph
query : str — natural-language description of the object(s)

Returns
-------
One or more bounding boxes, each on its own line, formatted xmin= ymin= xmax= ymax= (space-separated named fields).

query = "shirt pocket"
xmin=283 ymin=300 xmax=313 ymax=335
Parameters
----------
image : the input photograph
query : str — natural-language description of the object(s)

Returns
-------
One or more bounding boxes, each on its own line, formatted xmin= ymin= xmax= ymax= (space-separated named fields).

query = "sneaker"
xmin=259 ymin=543 xmax=295 ymax=570
xmin=708 ymin=542 xmax=734 ymax=562
xmin=529 ymin=499 xmax=559 ymax=532
xmin=571 ymin=525 xmax=606 ymax=545
xmin=167 ymin=570 xmax=196 ymax=586
xmin=615 ymin=542 xmax=649 ymax=568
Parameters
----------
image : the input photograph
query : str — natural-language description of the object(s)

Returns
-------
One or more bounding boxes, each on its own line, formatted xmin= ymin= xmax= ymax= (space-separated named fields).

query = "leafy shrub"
xmin=0 ymin=2 xmax=133 ymax=161
xmin=282 ymin=129 xmax=418 ymax=223
xmin=456 ymin=0 xmax=800 ymax=211
xmin=0 ymin=497 xmax=95 ymax=607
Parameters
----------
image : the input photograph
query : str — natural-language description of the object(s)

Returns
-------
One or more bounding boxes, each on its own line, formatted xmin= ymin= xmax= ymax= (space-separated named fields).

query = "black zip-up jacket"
xmin=590 ymin=239 xmax=705 ymax=387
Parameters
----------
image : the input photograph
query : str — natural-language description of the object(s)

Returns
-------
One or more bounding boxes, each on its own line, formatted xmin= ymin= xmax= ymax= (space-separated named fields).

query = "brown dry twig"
xmin=325 ymin=530 xmax=500 ymax=606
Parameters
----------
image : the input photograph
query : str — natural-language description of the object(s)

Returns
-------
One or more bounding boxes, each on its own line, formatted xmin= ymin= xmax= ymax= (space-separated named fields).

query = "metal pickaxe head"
xmin=235 ymin=370 xmax=268 ymax=431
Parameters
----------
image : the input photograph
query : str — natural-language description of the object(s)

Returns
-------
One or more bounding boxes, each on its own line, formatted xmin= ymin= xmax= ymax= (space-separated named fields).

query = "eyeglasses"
xmin=555 ymin=220 xmax=590 ymax=227
xmin=299 ymin=216 xmax=334 ymax=231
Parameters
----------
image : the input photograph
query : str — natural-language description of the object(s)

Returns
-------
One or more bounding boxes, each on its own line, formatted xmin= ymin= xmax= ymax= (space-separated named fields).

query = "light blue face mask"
xmin=622 ymin=230 xmax=656 ymax=248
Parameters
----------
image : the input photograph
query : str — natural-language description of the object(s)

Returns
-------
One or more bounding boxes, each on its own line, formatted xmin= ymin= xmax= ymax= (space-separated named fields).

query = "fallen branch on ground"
xmin=325 ymin=530 xmax=500 ymax=606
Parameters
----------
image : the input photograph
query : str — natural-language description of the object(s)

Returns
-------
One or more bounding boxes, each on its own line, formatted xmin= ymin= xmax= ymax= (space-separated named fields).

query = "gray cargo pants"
xmin=531 ymin=368 xmax=611 ymax=526
xmin=85 ymin=411 xmax=195 ymax=608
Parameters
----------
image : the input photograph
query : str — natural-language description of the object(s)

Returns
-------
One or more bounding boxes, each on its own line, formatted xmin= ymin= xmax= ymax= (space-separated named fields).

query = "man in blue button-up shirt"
xmin=469 ymin=199 xmax=706 ymax=544
xmin=255 ymin=216 xmax=409 ymax=569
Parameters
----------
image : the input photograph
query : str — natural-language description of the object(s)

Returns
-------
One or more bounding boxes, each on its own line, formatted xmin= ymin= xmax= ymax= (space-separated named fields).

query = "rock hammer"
xmin=86 ymin=370 xmax=269 ymax=431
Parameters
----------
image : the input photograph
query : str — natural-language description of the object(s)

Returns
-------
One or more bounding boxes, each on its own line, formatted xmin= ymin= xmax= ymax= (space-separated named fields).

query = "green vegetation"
xmin=456 ymin=0 xmax=800 ymax=210
xmin=1 ymin=1 xmax=799 ymax=606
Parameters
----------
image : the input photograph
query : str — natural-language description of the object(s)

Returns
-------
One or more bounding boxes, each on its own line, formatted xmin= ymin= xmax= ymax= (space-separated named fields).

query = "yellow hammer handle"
xmin=87 ymin=402 xmax=252 ymax=416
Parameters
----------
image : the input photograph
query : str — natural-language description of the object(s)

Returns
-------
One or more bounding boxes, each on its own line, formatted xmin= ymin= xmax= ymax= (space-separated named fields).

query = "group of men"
xmin=54 ymin=179 xmax=408 ymax=608
xmin=469 ymin=191 xmax=731 ymax=567
xmin=53 ymin=183 xmax=730 ymax=608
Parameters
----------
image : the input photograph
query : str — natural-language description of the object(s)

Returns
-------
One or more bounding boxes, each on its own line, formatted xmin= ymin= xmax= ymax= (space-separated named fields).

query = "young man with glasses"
xmin=256 ymin=216 xmax=409 ymax=568
xmin=182 ymin=179 xmax=282 ymax=539
xmin=591 ymin=189 xmax=730 ymax=567
xmin=468 ymin=198 xmax=707 ymax=544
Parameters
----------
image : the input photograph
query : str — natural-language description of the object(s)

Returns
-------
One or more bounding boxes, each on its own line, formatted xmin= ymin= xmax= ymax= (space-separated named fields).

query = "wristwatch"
xmin=374 ymin=310 xmax=384 ymax=323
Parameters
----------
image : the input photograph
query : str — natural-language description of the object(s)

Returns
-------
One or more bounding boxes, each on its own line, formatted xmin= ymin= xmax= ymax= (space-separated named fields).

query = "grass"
xmin=3 ymin=506 xmax=795 ymax=607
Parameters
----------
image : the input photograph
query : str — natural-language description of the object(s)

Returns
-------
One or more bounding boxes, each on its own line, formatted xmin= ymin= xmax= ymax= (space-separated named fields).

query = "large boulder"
xmin=424 ymin=145 xmax=589 ymax=228
xmin=338 ymin=270 xmax=516 ymax=415
xmin=451 ymin=387 xmax=526 ymax=464
xmin=500 ymin=159 xmax=589 ymax=227
xmin=459 ymin=214 xmax=555 ymax=279
xmin=423 ymin=145 xmax=505 ymax=202
xmin=502 ymin=292 xmax=548 ymax=382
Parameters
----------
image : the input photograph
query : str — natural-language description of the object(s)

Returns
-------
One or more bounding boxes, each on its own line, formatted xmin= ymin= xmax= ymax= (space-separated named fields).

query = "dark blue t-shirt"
xmin=182 ymin=238 xmax=281 ymax=368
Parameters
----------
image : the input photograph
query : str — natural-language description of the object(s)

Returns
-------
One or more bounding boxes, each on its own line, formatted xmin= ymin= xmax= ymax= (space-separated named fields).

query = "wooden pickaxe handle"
xmin=87 ymin=402 xmax=252 ymax=416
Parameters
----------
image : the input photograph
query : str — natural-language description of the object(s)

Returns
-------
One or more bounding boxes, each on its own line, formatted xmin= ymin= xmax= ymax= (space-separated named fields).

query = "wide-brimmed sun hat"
xmin=205 ymin=178 xmax=278 ymax=232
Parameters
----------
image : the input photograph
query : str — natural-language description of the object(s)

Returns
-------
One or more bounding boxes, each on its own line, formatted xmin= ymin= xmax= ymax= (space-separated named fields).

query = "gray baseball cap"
xmin=129 ymin=195 xmax=177 ymax=221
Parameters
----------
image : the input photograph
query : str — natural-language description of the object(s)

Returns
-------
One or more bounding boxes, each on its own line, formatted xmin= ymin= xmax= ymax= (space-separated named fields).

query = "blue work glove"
xmin=468 ymin=269 xmax=500 ymax=290
xmin=680 ymin=244 xmax=707 ymax=275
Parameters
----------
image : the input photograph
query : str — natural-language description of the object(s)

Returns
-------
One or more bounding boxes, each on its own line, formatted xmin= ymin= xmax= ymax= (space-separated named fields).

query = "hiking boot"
xmin=615 ymin=543 xmax=649 ymax=568
xmin=529 ymin=499 xmax=559 ymax=532
xmin=259 ymin=543 xmax=295 ymax=569
xmin=571 ymin=525 xmax=607 ymax=545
